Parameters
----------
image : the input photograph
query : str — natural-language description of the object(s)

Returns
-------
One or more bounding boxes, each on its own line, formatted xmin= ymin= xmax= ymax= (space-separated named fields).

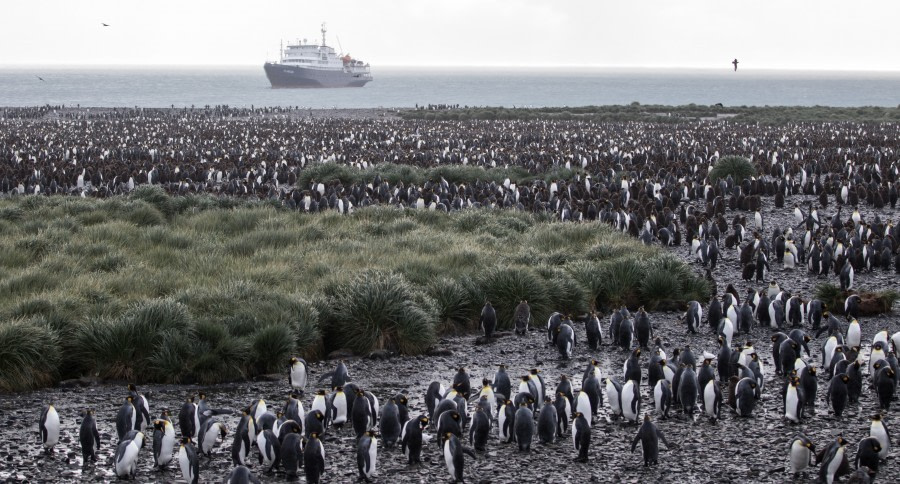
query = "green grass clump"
xmin=428 ymin=277 xmax=477 ymax=333
xmin=0 ymin=318 xmax=61 ymax=391
xmin=708 ymin=156 xmax=756 ymax=184
xmin=476 ymin=267 xmax=550 ymax=329
xmin=329 ymin=270 xmax=437 ymax=355
xmin=76 ymin=298 xmax=194 ymax=382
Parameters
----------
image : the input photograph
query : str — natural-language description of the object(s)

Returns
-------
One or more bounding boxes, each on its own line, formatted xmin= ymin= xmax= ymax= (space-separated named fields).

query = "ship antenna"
xmin=321 ymin=22 xmax=326 ymax=47
xmin=336 ymin=35 xmax=344 ymax=54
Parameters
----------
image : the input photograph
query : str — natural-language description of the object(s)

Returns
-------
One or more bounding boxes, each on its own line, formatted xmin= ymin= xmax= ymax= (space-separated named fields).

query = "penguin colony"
xmin=9 ymin=109 xmax=900 ymax=482
xmin=32 ymin=295 xmax=900 ymax=483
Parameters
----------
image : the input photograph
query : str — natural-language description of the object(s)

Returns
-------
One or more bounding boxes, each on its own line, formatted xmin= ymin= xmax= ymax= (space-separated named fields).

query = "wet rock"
xmin=327 ymin=349 xmax=355 ymax=359
xmin=426 ymin=348 xmax=453 ymax=357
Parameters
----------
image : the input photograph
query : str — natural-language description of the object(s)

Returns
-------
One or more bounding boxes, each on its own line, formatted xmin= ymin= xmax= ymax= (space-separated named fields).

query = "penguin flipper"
xmin=656 ymin=428 xmax=670 ymax=448
xmin=630 ymin=431 xmax=640 ymax=452
xmin=461 ymin=446 xmax=477 ymax=459
xmin=317 ymin=371 xmax=335 ymax=383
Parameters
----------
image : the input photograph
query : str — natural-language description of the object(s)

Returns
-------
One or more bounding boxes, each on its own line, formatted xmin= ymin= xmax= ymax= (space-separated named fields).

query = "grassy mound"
xmin=814 ymin=283 xmax=899 ymax=317
xmin=708 ymin=156 xmax=756 ymax=184
xmin=0 ymin=192 xmax=708 ymax=390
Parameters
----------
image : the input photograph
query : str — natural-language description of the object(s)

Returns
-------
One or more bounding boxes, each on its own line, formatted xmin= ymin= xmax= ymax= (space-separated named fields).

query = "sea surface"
xmin=0 ymin=66 xmax=898 ymax=109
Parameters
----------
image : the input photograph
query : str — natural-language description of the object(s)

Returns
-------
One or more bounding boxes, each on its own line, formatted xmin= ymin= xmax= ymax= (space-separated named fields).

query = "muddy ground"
xmin=1 ymin=191 xmax=898 ymax=484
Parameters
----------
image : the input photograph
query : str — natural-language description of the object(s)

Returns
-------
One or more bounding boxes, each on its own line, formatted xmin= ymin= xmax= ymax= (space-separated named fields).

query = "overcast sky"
xmin=2 ymin=0 xmax=898 ymax=71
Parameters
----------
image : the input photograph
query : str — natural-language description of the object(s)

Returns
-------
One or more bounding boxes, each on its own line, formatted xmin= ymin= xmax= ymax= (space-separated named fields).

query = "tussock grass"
xmin=326 ymin=270 xmax=437 ymax=355
xmin=708 ymin=156 xmax=756 ymax=184
xmin=0 ymin=192 xmax=706 ymax=390
xmin=0 ymin=318 xmax=61 ymax=391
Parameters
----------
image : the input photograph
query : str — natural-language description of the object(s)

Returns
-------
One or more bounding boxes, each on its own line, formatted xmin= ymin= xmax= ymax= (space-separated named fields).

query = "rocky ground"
xmin=1 ymin=191 xmax=898 ymax=484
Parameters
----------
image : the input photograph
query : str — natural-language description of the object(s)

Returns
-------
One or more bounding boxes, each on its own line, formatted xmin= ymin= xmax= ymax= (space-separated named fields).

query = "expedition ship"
xmin=264 ymin=24 xmax=372 ymax=88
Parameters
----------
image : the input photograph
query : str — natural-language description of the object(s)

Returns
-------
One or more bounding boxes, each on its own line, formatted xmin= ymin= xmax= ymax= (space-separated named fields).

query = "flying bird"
xmin=732 ymin=59 xmax=739 ymax=71
xmin=102 ymin=22 xmax=110 ymax=27
xmin=36 ymin=76 xmax=45 ymax=81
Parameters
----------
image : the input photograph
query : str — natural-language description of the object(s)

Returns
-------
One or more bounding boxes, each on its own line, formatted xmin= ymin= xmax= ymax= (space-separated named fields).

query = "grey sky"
xmin=3 ymin=0 xmax=898 ymax=71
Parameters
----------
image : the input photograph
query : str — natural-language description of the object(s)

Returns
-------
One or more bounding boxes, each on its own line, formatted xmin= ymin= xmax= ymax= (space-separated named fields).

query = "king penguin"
xmin=39 ymin=403 xmax=61 ymax=454
xmin=357 ymin=431 xmax=378 ymax=482
xmin=868 ymin=414 xmax=890 ymax=459
xmin=279 ymin=425 xmax=303 ymax=480
xmin=818 ymin=436 xmax=849 ymax=484
xmin=537 ymin=395 xmax=558 ymax=444
xmin=572 ymin=412 xmax=591 ymax=462
xmin=198 ymin=418 xmax=227 ymax=457
xmin=114 ymin=431 xmax=144 ymax=479
xmin=289 ymin=357 xmax=308 ymax=394
xmin=79 ymin=409 xmax=100 ymax=464
xmin=256 ymin=428 xmax=280 ymax=473
xmin=303 ymin=432 xmax=326 ymax=484
xmin=116 ymin=396 xmax=137 ymax=441
xmin=702 ymin=379 xmax=722 ymax=421
xmin=443 ymin=432 xmax=474 ymax=483
xmin=514 ymin=402 xmax=534 ymax=451
xmin=152 ymin=418 xmax=176 ymax=469
xmin=177 ymin=437 xmax=199 ymax=484
xmin=380 ymin=398 xmax=402 ymax=448
xmin=621 ymin=379 xmax=641 ymax=423
xmin=788 ymin=433 xmax=815 ymax=475
xmin=631 ymin=414 xmax=669 ymax=466
xmin=224 ymin=465 xmax=260 ymax=484
xmin=231 ymin=411 xmax=255 ymax=466
xmin=401 ymin=415 xmax=428 ymax=464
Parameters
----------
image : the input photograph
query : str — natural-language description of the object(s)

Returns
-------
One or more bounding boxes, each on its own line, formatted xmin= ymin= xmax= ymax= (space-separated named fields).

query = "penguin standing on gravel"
xmin=869 ymin=414 xmax=890 ymax=460
xmin=352 ymin=389 xmax=374 ymax=438
xmin=198 ymin=418 xmax=227 ymax=457
xmin=783 ymin=378 xmax=804 ymax=423
xmin=537 ymin=396 xmax=558 ymax=444
xmin=231 ymin=411 xmax=255 ymax=466
xmin=685 ymin=301 xmax=702 ymax=333
xmin=127 ymin=384 xmax=151 ymax=432
xmin=631 ymin=414 xmax=669 ymax=466
xmin=585 ymin=312 xmax=602 ymax=350
xmin=401 ymin=415 xmax=428 ymax=464
xmin=499 ymin=400 xmax=515 ymax=442
xmin=179 ymin=396 xmax=199 ymax=440
xmin=303 ymin=432 xmax=326 ymax=484
xmin=357 ymin=431 xmax=378 ymax=482
xmin=514 ymin=300 xmax=531 ymax=335
xmin=289 ymin=357 xmax=308 ymax=394
xmin=855 ymin=437 xmax=882 ymax=474
xmin=152 ymin=419 xmax=176 ymax=469
xmin=442 ymin=432 xmax=475 ymax=483
xmin=557 ymin=323 xmax=576 ymax=359
xmin=114 ymin=431 xmax=144 ymax=479
xmin=177 ymin=437 xmax=199 ymax=484
xmin=621 ymin=379 xmax=641 ymax=423
xmin=78 ymin=409 xmax=100 ymax=464
xmin=480 ymin=301 xmax=497 ymax=339
xmin=256 ymin=429 xmax=280 ymax=473
xmin=572 ymin=412 xmax=591 ymax=462
xmin=380 ymin=398 xmax=402 ymax=448
xmin=514 ymin=401 xmax=534 ymax=451
xmin=116 ymin=396 xmax=137 ymax=440
xmin=818 ymin=436 xmax=849 ymax=484
xmin=788 ymin=433 xmax=815 ymax=475
xmin=280 ymin=425 xmax=303 ymax=480
xmin=702 ymin=380 xmax=721 ymax=421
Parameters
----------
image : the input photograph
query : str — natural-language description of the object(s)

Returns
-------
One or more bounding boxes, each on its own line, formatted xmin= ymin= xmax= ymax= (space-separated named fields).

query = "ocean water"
xmin=0 ymin=66 xmax=898 ymax=109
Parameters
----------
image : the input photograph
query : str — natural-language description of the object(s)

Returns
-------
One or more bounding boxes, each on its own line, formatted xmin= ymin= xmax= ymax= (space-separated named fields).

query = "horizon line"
xmin=2 ymin=63 xmax=899 ymax=74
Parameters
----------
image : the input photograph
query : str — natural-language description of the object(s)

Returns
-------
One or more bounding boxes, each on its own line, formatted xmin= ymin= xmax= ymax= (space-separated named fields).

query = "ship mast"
xmin=321 ymin=23 xmax=326 ymax=47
